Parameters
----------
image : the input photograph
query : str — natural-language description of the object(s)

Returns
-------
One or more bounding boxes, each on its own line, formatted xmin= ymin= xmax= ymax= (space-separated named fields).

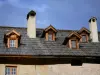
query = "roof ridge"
xmin=0 ymin=26 xmax=46 ymax=30
xmin=0 ymin=26 xmax=76 ymax=31
xmin=0 ymin=25 xmax=26 ymax=29
xmin=0 ymin=25 xmax=100 ymax=32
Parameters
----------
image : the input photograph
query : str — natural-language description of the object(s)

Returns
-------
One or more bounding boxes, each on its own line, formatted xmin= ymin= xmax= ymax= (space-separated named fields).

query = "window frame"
xmin=10 ymin=40 xmax=16 ymax=47
xmin=5 ymin=66 xmax=17 ymax=75
xmin=45 ymin=29 xmax=56 ymax=41
xmin=48 ymin=33 xmax=53 ymax=41
xmin=79 ymin=30 xmax=89 ymax=43
xmin=7 ymin=34 xmax=19 ymax=48
xmin=71 ymin=40 xmax=77 ymax=49
xmin=81 ymin=35 xmax=87 ymax=42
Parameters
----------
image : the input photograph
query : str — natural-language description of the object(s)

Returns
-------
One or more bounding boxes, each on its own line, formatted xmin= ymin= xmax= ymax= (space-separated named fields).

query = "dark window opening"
xmin=71 ymin=59 xmax=82 ymax=66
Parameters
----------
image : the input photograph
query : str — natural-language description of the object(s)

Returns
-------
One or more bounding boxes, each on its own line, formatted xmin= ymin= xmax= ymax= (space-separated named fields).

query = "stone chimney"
xmin=27 ymin=10 xmax=36 ymax=38
xmin=89 ymin=17 xmax=99 ymax=42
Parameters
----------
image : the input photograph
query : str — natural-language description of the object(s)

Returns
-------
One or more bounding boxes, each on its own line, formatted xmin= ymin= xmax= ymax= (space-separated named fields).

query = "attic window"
xmin=10 ymin=40 xmax=16 ymax=47
xmin=71 ymin=40 xmax=77 ymax=49
xmin=48 ymin=34 xmax=53 ymax=41
xmin=5 ymin=30 xmax=20 ymax=48
xmin=44 ymin=25 xmax=57 ymax=41
xmin=79 ymin=27 xmax=90 ymax=43
xmin=66 ymin=32 xmax=81 ymax=49
xmin=82 ymin=35 xmax=87 ymax=42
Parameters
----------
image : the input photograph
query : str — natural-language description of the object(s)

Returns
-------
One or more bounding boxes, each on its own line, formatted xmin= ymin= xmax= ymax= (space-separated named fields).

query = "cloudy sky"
xmin=0 ymin=0 xmax=100 ymax=30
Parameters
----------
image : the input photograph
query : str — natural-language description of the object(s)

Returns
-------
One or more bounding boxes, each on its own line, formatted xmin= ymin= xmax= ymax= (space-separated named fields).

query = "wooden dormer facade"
xmin=78 ymin=27 xmax=90 ymax=43
xmin=5 ymin=30 xmax=21 ymax=48
xmin=44 ymin=25 xmax=57 ymax=41
xmin=67 ymin=31 xmax=81 ymax=49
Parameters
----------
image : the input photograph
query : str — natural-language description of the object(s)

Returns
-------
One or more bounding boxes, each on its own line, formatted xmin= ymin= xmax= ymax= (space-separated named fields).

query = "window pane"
xmin=5 ymin=67 xmax=17 ymax=75
xmin=10 ymin=40 xmax=15 ymax=47
xmin=12 ymin=68 xmax=16 ymax=75
xmin=82 ymin=35 xmax=86 ymax=42
xmin=5 ymin=67 xmax=10 ymax=75
xmin=48 ymin=34 xmax=52 ymax=41
xmin=71 ymin=40 xmax=76 ymax=48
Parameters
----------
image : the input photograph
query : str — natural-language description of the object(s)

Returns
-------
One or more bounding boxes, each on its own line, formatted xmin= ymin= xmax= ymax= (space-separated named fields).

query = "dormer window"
xmin=44 ymin=25 xmax=57 ymax=41
xmin=71 ymin=40 xmax=77 ymax=49
xmin=4 ymin=30 xmax=20 ymax=48
xmin=10 ymin=40 xmax=16 ymax=47
xmin=78 ymin=27 xmax=90 ymax=43
xmin=64 ymin=32 xmax=81 ymax=49
xmin=48 ymin=33 xmax=53 ymax=41
xmin=82 ymin=35 xmax=87 ymax=42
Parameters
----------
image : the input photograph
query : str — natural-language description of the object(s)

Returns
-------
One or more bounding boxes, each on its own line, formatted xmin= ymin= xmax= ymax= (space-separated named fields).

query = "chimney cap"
xmin=27 ymin=10 xmax=36 ymax=20
xmin=89 ymin=16 xmax=97 ymax=22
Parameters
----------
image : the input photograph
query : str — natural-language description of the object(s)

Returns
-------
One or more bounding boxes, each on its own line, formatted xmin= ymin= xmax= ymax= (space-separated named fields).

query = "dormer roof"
xmin=67 ymin=31 xmax=81 ymax=39
xmin=78 ymin=27 xmax=90 ymax=34
xmin=6 ymin=30 xmax=20 ymax=36
xmin=44 ymin=25 xmax=57 ymax=33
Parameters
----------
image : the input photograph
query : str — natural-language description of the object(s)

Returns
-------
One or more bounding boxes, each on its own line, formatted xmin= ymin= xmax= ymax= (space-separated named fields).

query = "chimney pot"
xmin=89 ymin=17 xmax=99 ymax=42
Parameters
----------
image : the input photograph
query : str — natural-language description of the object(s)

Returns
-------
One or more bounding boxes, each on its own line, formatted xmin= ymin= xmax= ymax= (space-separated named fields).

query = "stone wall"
xmin=0 ymin=63 xmax=100 ymax=75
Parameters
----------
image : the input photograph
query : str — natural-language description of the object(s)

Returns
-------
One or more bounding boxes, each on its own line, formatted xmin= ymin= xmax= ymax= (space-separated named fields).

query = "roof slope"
xmin=0 ymin=26 xmax=100 ymax=57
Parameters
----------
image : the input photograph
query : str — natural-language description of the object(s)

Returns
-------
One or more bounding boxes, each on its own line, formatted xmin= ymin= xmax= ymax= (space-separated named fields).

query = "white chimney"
xmin=89 ymin=17 xmax=99 ymax=42
xmin=27 ymin=10 xmax=36 ymax=38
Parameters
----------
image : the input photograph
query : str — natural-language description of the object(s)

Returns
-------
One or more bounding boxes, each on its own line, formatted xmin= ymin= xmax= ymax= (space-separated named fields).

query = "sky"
xmin=0 ymin=0 xmax=100 ymax=30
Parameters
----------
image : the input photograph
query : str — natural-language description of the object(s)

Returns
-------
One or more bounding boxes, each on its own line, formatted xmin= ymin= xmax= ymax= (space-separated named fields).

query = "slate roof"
xmin=0 ymin=26 xmax=100 ymax=57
